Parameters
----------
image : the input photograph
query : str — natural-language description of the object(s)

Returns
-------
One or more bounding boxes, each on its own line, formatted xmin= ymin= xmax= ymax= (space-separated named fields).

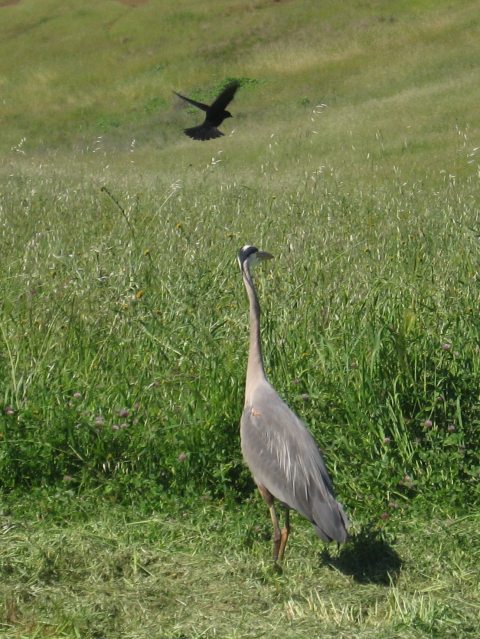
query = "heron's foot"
xmin=272 ymin=560 xmax=283 ymax=574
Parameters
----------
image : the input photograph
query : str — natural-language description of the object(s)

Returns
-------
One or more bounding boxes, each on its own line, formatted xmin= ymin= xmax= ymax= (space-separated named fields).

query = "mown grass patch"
xmin=1 ymin=494 xmax=479 ymax=638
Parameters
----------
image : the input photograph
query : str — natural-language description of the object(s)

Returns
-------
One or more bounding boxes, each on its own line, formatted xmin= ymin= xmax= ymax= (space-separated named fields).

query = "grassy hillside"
xmin=1 ymin=1 xmax=480 ymax=637
xmin=1 ymin=0 xmax=479 ymax=183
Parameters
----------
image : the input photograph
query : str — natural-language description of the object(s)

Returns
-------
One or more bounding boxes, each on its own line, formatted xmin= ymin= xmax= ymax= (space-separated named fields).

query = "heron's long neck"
xmin=243 ymin=267 xmax=267 ymax=403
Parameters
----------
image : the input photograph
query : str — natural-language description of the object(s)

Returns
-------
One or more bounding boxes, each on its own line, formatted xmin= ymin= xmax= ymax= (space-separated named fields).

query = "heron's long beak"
xmin=257 ymin=250 xmax=274 ymax=261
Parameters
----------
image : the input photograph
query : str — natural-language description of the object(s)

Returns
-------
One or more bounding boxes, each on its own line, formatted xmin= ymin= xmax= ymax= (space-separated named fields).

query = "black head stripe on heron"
xmin=174 ymin=80 xmax=240 ymax=141
xmin=238 ymin=245 xmax=349 ymax=563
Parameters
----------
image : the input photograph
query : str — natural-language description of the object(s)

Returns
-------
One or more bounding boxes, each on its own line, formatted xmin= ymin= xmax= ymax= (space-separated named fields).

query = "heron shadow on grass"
xmin=320 ymin=525 xmax=402 ymax=585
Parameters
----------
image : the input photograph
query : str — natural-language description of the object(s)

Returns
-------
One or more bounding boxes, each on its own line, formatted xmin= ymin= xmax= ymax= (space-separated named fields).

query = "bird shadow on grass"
xmin=319 ymin=525 xmax=402 ymax=585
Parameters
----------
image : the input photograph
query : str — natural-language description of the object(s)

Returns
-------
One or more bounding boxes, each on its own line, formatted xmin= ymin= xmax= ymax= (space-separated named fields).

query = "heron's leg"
xmin=257 ymin=484 xmax=282 ymax=561
xmin=268 ymin=503 xmax=282 ymax=562
xmin=278 ymin=507 xmax=290 ymax=562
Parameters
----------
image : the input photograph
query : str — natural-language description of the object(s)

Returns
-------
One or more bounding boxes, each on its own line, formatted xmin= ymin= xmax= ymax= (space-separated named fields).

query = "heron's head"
xmin=225 ymin=110 xmax=233 ymax=119
xmin=238 ymin=245 xmax=274 ymax=273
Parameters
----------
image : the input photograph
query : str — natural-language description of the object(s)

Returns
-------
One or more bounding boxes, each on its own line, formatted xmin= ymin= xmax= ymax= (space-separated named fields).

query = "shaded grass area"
xmin=0 ymin=494 xmax=479 ymax=638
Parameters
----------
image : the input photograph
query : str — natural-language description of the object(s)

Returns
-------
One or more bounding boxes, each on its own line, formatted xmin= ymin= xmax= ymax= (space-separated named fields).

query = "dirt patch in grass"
xmin=0 ymin=0 xmax=21 ymax=7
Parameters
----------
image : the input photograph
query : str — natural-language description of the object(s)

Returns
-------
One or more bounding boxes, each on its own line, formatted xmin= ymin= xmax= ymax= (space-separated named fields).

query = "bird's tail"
xmin=184 ymin=125 xmax=223 ymax=141
xmin=313 ymin=500 xmax=349 ymax=543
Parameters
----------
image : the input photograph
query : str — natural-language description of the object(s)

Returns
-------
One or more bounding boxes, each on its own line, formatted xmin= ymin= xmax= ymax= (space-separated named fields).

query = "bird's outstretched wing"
xmin=173 ymin=91 xmax=209 ymax=112
xmin=184 ymin=125 xmax=223 ymax=141
xmin=209 ymin=80 xmax=240 ymax=113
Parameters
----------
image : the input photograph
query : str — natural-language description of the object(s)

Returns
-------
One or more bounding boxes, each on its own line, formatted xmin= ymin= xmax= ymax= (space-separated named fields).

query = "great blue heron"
xmin=238 ymin=245 xmax=348 ymax=562
xmin=173 ymin=80 xmax=240 ymax=140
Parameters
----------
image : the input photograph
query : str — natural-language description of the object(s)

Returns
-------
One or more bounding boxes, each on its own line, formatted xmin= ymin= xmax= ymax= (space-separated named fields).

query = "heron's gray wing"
xmin=173 ymin=91 xmax=209 ymax=112
xmin=209 ymin=81 xmax=240 ymax=113
xmin=241 ymin=386 xmax=347 ymax=542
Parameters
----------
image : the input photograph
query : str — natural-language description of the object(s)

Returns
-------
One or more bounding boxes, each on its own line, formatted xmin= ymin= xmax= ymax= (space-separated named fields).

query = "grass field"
xmin=1 ymin=0 xmax=480 ymax=637
xmin=2 ymin=497 xmax=479 ymax=638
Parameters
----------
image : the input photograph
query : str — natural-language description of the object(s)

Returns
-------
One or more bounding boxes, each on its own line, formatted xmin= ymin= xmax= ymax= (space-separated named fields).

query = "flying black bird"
xmin=174 ymin=80 xmax=240 ymax=141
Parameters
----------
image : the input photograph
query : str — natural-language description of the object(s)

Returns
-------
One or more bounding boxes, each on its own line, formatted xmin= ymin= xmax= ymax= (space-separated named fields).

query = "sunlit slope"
xmin=1 ymin=0 xmax=479 ymax=182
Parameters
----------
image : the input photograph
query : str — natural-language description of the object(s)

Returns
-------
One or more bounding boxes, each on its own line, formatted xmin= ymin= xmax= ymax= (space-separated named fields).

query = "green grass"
xmin=1 ymin=0 xmax=479 ymax=182
xmin=1 ymin=169 xmax=479 ymax=636
xmin=1 ymin=0 xmax=480 ymax=636
xmin=1 ymin=170 xmax=479 ymax=509
xmin=1 ymin=495 xmax=479 ymax=638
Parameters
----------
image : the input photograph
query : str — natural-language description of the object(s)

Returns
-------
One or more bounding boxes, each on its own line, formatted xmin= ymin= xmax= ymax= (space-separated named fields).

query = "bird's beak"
xmin=257 ymin=250 xmax=274 ymax=261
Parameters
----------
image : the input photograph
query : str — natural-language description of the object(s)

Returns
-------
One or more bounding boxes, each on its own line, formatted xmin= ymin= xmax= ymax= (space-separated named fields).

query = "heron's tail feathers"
xmin=313 ymin=500 xmax=349 ymax=543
